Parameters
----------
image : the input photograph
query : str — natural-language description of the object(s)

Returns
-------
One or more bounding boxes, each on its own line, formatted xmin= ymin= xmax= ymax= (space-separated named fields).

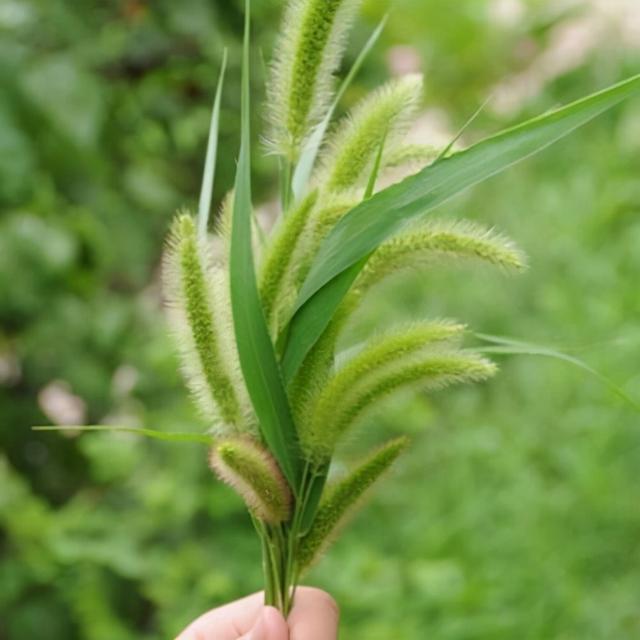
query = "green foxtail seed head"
xmin=163 ymin=213 xmax=251 ymax=434
xmin=209 ymin=437 xmax=292 ymax=523
xmin=316 ymin=320 xmax=466 ymax=408
xmin=356 ymin=219 xmax=527 ymax=296
xmin=267 ymin=0 xmax=361 ymax=159
xmin=318 ymin=74 xmax=424 ymax=192
xmin=298 ymin=437 xmax=408 ymax=569
xmin=259 ymin=191 xmax=318 ymax=332
xmin=291 ymin=320 xmax=464 ymax=427
xmin=303 ymin=351 xmax=497 ymax=461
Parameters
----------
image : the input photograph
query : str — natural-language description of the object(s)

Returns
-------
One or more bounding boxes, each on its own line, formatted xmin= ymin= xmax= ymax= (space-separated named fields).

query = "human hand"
xmin=176 ymin=587 xmax=339 ymax=640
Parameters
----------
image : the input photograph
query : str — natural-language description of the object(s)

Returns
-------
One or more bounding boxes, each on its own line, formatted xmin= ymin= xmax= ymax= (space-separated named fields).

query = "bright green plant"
xmin=156 ymin=0 xmax=640 ymax=613
xmin=36 ymin=0 xmax=640 ymax=619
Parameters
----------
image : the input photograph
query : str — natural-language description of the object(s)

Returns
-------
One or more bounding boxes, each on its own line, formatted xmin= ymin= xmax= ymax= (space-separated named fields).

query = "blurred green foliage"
xmin=1 ymin=0 xmax=639 ymax=638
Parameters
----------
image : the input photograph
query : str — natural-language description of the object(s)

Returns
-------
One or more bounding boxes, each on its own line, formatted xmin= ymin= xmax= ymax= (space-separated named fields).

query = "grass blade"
xmin=291 ymin=16 xmax=388 ymax=202
xmin=229 ymin=0 xmax=302 ymax=490
xmin=282 ymin=74 xmax=640 ymax=378
xmin=474 ymin=333 xmax=640 ymax=412
xmin=33 ymin=425 xmax=214 ymax=444
xmin=198 ymin=49 xmax=228 ymax=239
xmin=363 ymin=129 xmax=388 ymax=199
xmin=433 ymin=93 xmax=493 ymax=163
xmin=282 ymin=260 xmax=364 ymax=382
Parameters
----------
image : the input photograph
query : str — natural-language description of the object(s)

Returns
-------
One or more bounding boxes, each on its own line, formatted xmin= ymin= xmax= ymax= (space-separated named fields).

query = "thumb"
xmin=241 ymin=606 xmax=288 ymax=640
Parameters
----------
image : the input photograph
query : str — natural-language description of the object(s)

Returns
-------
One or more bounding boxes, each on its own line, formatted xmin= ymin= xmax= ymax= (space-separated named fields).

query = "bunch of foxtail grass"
xmin=36 ymin=0 xmax=640 ymax=616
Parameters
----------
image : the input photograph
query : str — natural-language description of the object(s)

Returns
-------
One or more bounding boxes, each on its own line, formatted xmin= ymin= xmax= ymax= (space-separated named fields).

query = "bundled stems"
xmin=255 ymin=464 xmax=318 ymax=614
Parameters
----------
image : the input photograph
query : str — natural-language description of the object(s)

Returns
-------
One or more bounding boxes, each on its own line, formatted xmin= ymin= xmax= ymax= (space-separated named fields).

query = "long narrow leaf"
xmin=433 ymin=94 xmax=493 ymax=164
xmin=283 ymin=74 xmax=640 ymax=378
xmin=363 ymin=129 xmax=388 ymax=199
xmin=229 ymin=1 xmax=302 ymax=490
xmin=474 ymin=333 xmax=640 ymax=412
xmin=291 ymin=16 xmax=388 ymax=202
xmin=198 ymin=49 xmax=228 ymax=238
xmin=33 ymin=425 xmax=214 ymax=444
xmin=282 ymin=259 xmax=364 ymax=382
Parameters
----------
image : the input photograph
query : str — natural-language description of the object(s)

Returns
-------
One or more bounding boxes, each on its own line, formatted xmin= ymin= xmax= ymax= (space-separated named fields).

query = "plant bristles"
xmin=294 ymin=320 xmax=464 ymax=430
xmin=321 ymin=321 xmax=467 ymax=402
xmin=259 ymin=191 xmax=318 ymax=330
xmin=163 ymin=214 xmax=250 ymax=433
xmin=318 ymin=74 xmax=424 ymax=192
xmin=303 ymin=351 xmax=496 ymax=460
xmin=210 ymin=437 xmax=292 ymax=523
xmin=297 ymin=437 xmax=408 ymax=569
xmin=357 ymin=219 xmax=526 ymax=295
xmin=383 ymin=143 xmax=440 ymax=169
xmin=267 ymin=0 xmax=361 ymax=159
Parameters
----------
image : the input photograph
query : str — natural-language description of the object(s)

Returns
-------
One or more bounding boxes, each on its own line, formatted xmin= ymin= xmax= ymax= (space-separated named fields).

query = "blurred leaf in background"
xmin=1 ymin=0 xmax=639 ymax=638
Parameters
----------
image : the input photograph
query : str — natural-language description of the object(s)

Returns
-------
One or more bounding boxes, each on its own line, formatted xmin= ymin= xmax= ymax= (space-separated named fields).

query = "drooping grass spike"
xmin=303 ymin=352 xmax=497 ymax=461
xmin=163 ymin=214 xmax=250 ymax=434
xmin=317 ymin=74 xmax=424 ymax=192
xmin=297 ymin=438 xmax=408 ymax=569
xmin=356 ymin=219 xmax=527 ymax=294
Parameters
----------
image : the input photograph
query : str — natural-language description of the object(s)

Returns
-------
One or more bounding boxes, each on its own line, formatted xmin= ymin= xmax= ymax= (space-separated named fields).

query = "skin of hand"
xmin=176 ymin=587 xmax=339 ymax=640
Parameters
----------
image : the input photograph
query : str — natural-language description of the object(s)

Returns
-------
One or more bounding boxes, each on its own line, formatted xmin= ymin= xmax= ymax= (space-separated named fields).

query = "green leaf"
xmin=229 ymin=0 xmax=302 ymax=491
xmin=282 ymin=258 xmax=365 ymax=382
xmin=32 ymin=425 xmax=213 ymax=444
xmin=198 ymin=49 xmax=228 ymax=239
xmin=282 ymin=74 xmax=640 ymax=379
xmin=291 ymin=16 xmax=388 ymax=202
xmin=474 ymin=333 xmax=640 ymax=412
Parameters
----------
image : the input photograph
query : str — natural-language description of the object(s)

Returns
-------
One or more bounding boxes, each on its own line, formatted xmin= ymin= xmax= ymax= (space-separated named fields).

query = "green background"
xmin=1 ymin=0 xmax=639 ymax=637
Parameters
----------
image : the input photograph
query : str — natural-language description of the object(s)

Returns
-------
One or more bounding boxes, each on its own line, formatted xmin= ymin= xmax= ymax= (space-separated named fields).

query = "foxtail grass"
xmin=33 ymin=0 xmax=640 ymax=618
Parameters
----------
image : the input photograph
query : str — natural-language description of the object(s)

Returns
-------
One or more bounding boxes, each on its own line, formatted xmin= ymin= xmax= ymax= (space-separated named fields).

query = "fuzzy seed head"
xmin=259 ymin=191 xmax=318 ymax=332
xmin=298 ymin=437 xmax=408 ymax=569
xmin=267 ymin=0 xmax=362 ymax=159
xmin=163 ymin=213 xmax=254 ymax=435
xmin=358 ymin=219 xmax=527 ymax=294
xmin=210 ymin=437 xmax=292 ymax=523
xmin=303 ymin=351 xmax=497 ymax=461
xmin=261 ymin=194 xmax=357 ymax=339
xmin=319 ymin=74 xmax=424 ymax=192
